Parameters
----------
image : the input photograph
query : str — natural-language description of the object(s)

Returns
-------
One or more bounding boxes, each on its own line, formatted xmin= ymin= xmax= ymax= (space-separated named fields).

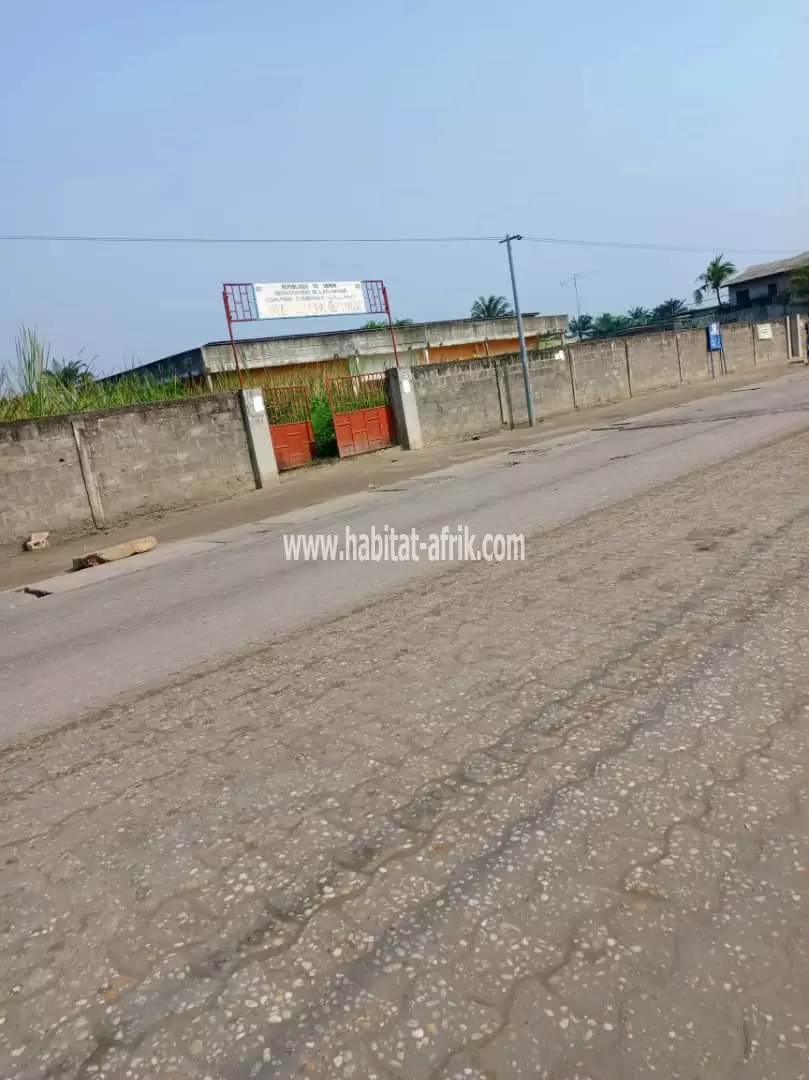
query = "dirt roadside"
xmin=0 ymin=363 xmax=799 ymax=591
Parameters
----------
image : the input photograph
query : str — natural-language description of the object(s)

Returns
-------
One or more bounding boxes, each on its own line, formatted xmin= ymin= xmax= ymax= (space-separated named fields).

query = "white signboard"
xmin=757 ymin=323 xmax=773 ymax=341
xmin=253 ymin=281 xmax=367 ymax=320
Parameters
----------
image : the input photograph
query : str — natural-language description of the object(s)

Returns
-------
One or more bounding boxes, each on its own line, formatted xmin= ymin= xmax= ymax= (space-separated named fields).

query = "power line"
xmin=524 ymin=236 xmax=789 ymax=255
xmin=0 ymin=232 xmax=795 ymax=256
xmin=0 ymin=233 xmax=500 ymax=245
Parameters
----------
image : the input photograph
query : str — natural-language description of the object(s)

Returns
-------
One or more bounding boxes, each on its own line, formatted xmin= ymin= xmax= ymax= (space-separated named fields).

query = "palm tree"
xmin=627 ymin=307 xmax=651 ymax=326
xmin=568 ymin=314 xmax=594 ymax=341
xmin=790 ymin=265 xmax=809 ymax=299
xmin=694 ymin=255 xmax=737 ymax=307
xmin=48 ymin=358 xmax=94 ymax=390
xmin=471 ymin=295 xmax=514 ymax=319
xmin=652 ymin=299 xmax=688 ymax=321
xmin=591 ymin=312 xmax=630 ymax=338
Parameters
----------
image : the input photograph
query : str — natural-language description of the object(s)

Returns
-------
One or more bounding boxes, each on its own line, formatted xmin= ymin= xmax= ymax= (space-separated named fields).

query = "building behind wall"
xmin=725 ymin=252 xmax=809 ymax=311
xmin=109 ymin=314 xmax=569 ymax=386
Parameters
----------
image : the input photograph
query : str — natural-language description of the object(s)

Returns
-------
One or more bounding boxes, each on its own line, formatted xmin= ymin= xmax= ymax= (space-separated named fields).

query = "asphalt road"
xmin=5 ymin=372 xmax=809 ymax=1078
xmin=2 ymin=369 xmax=809 ymax=744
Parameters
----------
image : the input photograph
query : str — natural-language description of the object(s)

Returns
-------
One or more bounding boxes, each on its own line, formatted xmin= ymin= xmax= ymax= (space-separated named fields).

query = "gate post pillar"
xmin=238 ymin=388 xmax=279 ymax=488
xmin=387 ymin=367 xmax=423 ymax=450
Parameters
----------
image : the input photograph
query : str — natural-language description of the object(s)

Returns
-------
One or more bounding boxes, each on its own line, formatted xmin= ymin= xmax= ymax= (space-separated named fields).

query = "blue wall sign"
xmin=707 ymin=322 xmax=723 ymax=351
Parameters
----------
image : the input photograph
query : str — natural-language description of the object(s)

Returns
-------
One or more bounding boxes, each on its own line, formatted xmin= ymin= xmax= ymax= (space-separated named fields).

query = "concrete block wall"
xmin=0 ymin=393 xmax=260 ymax=547
xmin=625 ymin=333 xmax=681 ymax=394
xmin=721 ymin=323 xmax=757 ymax=374
xmin=400 ymin=318 xmax=790 ymax=448
xmin=86 ymin=395 xmax=255 ymax=520
xmin=410 ymin=358 xmax=503 ymax=445
xmin=0 ymin=418 xmax=94 ymax=542
xmin=533 ymin=352 xmax=577 ymax=415
xmin=569 ymin=340 xmax=630 ymax=408
xmin=753 ymin=320 xmax=789 ymax=366
xmin=677 ymin=329 xmax=714 ymax=382
xmin=502 ymin=351 xmax=576 ymax=424
xmin=409 ymin=349 xmax=578 ymax=445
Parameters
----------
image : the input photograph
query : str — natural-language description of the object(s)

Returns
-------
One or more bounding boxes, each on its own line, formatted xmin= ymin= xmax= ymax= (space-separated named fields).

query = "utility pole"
xmin=501 ymin=234 xmax=535 ymax=427
xmin=560 ymin=271 xmax=597 ymax=340
xmin=571 ymin=273 xmax=583 ymax=326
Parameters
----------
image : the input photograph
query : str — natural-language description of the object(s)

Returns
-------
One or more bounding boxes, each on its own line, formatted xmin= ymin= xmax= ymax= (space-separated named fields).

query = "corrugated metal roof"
xmin=726 ymin=251 xmax=809 ymax=286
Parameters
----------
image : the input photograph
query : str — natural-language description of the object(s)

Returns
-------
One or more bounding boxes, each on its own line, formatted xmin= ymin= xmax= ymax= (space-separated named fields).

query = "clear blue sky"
xmin=1 ymin=0 xmax=806 ymax=373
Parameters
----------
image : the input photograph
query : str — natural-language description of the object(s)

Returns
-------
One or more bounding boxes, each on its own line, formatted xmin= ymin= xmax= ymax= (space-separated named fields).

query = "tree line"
xmin=475 ymin=255 xmax=801 ymax=340
xmin=568 ymin=301 xmax=689 ymax=341
xmin=465 ymin=258 xmax=741 ymax=340
xmin=569 ymin=258 xmax=809 ymax=340
xmin=467 ymin=292 xmax=694 ymax=340
xmin=561 ymin=256 xmax=744 ymax=340
xmin=366 ymin=252 xmax=809 ymax=342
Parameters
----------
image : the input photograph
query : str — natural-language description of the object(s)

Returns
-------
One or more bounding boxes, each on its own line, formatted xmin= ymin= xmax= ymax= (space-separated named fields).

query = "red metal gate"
xmin=327 ymin=373 xmax=396 ymax=458
xmin=263 ymin=385 xmax=315 ymax=470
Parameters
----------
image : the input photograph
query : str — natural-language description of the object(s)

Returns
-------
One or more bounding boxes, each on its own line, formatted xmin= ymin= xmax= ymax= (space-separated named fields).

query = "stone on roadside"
xmin=72 ymin=536 xmax=158 ymax=571
xmin=23 ymin=532 xmax=50 ymax=551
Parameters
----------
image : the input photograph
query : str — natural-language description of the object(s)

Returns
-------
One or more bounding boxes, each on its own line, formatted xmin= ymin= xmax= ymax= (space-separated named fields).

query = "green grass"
xmin=0 ymin=329 xmax=213 ymax=421
xmin=0 ymin=329 xmax=342 ymax=459
xmin=310 ymin=394 xmax=337 ymax=457
xmin=0 ymin=369 xmax=209 ymax=422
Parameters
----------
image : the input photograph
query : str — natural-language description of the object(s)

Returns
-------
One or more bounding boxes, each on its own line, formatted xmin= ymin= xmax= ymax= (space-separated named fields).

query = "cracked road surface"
xmin=3 ymin=384 xmax=809 ymax=1076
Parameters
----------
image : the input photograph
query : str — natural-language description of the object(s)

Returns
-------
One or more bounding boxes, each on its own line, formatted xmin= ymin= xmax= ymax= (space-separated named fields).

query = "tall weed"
xmin=0 ymin=330 xmax=342 ymax=460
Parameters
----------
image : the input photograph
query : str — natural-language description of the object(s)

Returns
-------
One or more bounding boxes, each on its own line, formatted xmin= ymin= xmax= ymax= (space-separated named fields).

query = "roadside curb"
xmin=12 ymin=540 xmax=224 ymax=599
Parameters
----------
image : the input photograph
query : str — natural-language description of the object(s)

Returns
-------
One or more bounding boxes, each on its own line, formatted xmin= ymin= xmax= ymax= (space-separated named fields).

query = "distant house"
xmin=725 ymin=252 xmax=809 ymax=309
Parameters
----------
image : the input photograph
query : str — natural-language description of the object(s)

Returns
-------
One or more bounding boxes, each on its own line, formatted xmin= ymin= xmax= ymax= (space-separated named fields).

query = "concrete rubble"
xmin=71 ymin=535 xmax=158 ymax=570
xmin=22 ymin=532 xmax=49 ymax=551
